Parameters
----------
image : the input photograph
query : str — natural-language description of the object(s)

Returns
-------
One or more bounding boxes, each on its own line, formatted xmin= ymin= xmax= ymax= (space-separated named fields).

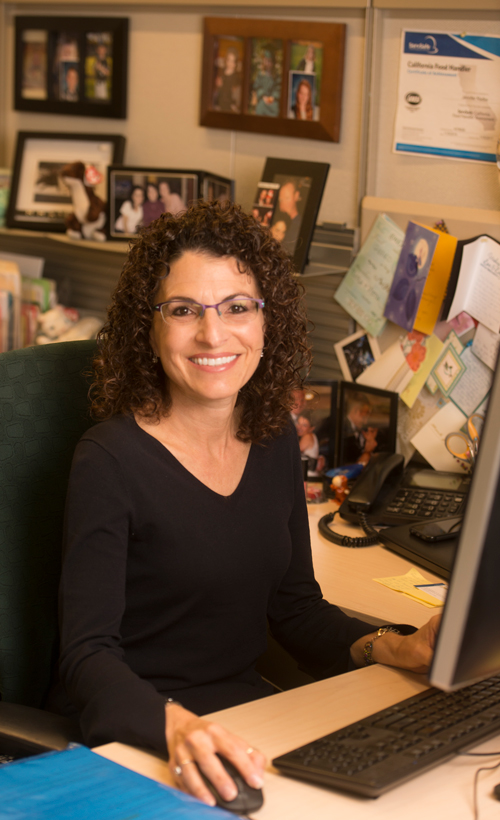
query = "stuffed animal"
xmin=36 ymin=305 xmax=102 ymax=345
xmin=60 ymin=161 xmax=107 ymax=242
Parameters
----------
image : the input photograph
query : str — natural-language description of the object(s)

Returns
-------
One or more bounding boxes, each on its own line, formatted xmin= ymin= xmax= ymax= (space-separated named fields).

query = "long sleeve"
xmin=59 ymin=437 xmax=168 ymax=752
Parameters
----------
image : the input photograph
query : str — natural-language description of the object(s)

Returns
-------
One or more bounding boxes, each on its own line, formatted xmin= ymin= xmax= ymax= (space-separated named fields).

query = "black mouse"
xmin=198 ymin=753 xmax=264 ymax=814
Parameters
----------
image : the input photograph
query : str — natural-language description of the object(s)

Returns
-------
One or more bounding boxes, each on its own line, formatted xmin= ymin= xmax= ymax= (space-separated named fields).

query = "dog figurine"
xmin=60 ymin=161 xmax=107 ymax=242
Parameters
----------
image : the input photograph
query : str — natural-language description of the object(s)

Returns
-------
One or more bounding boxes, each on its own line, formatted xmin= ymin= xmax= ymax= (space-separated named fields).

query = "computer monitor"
xmin=429 ymin=356 xmax=500 ymax=691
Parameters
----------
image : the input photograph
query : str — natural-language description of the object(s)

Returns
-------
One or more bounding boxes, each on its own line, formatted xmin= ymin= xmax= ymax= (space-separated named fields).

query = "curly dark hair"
xmin=91 ymin=199 xmax=311 ymax=442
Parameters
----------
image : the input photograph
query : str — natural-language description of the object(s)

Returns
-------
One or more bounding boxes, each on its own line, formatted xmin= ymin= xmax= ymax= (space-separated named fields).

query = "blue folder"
xmin=0 ymin=744 xmax=235 ymax=819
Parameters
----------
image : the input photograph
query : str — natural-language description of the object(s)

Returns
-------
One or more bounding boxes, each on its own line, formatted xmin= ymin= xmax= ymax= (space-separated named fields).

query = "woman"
xmin=142 ymin=182 xmax=165 ymax=227
xmin=291 ymin=79 xmax=313 ymax=121
xmin=213 ymin=47 xmax=242 ymax=113
xmin=158 ymin=180 xmax=186 ymax=216
xmin=55 ymin=201 xmax=439 ymax=809
xmin=296 ymin=412 xmax=324 ymax=475
xmin=114 ymin=185 xmax=145 ymax=234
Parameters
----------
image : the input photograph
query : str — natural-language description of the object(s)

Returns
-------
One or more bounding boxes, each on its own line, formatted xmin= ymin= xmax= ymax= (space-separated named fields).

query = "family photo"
xmin=110 ymin=172 xmax=197 ymax=237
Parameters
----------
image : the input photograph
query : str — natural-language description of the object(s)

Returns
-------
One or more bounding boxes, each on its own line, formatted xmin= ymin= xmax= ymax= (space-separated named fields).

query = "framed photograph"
xmin=250 ymin=181 xmax=280 ymax=228
xmin=108 ymin=166 xmax=199 ymax=239
xmin=6 ymin=131 xmax=125 ymax=233
xmin=260 ymin=157 xmax=329 ymax=273
xmin=200 ymin=18 xmax=346 ymax=142
xmin=201 ymin=173 xmax=234 ymax=204
xmin=107 ymin=167 xmax=234 ymax=240
xmin=334 ymin=330 xmax=381 ymax=382
xmin=247 ymin=37 xmax=284 ymax=118
xmin=14 ymin=16 xmax=128 ymax=118
xmin=336 ymin=382 xmax=398 ymax=469
xmin=291 ymin=381 xmax=337 ymax=481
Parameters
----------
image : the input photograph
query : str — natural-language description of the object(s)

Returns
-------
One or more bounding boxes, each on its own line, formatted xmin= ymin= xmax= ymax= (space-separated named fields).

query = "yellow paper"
xmin=413 ymin=226 xmax=457 ymax=336
xmin=374 ymin=567 xmax=444 ymax=608
xmin=400 ymin=334 xmax=444 ymax=408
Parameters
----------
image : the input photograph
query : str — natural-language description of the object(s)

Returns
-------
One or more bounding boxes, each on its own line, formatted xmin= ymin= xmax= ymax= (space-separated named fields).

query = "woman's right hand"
xmin=165 ymin=701 xmax=266 ymax=806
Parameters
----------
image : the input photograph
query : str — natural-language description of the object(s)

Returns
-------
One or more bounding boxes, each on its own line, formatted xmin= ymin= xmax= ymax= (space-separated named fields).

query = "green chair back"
xmin=0 ymin=341 xmax=97 ymax=707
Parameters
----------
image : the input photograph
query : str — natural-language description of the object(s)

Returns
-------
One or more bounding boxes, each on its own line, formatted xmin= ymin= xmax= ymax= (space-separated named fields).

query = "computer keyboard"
xmin=272 ymin=675 xmax=500 ymax=798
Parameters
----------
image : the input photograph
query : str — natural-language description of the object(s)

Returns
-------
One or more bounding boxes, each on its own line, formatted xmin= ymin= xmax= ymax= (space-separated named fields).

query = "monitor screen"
xmin=429 ymin=357 xmax=500 ymax=691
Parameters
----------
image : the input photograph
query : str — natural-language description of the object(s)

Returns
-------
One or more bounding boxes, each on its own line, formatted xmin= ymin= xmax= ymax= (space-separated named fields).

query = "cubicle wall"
xmin=0 ymin=1 xmax=498 ymax=230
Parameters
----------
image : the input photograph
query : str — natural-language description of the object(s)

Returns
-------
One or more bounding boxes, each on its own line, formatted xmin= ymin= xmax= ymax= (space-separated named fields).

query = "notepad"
xmin=0 ymin=744 xmax=233 ymax=819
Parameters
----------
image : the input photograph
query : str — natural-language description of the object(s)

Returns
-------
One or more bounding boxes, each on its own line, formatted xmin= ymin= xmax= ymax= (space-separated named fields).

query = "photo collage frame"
xmin=14 ymin=16 xmax=129 ymax=119
xmin=200 ymin=18 xmax=346 ymax=143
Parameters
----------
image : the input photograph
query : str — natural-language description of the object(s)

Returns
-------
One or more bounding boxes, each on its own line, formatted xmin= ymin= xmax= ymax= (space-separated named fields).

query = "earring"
xmin=152 ymin=354 xmax=158 ymax=364
xmin=260 ymin=350 xmax=264 ymax=358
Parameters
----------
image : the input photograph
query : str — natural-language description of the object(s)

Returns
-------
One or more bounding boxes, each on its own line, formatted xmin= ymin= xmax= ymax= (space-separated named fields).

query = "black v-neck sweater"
xmin=58 ymin=415 xmax=374 ymax=753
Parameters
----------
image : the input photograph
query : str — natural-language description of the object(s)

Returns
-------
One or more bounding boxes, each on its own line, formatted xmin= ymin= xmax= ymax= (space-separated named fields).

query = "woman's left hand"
xmin=351 ymin=614 xmax=442 ymax=673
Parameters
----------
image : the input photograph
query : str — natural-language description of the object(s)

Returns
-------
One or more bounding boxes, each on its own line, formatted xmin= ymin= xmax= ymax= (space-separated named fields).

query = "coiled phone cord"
xmin=318 ymin=509 xmax=381 ymax=548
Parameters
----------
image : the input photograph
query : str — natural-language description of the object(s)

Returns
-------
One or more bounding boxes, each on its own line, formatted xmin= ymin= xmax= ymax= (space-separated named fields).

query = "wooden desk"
xmin=308 ymin=498 xmax=444 ymax=627
xmin=95 ymin=665 xmax=500 ymax=819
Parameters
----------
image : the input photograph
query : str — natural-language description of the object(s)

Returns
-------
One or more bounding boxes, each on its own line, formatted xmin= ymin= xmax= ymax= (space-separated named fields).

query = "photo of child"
xmin=212 ymin=36 xmax=244 ymax=113
xmin=85 ymin=32 xmax=113 ymax=102
xmin=248 ymin=38 xmax=283 ymax=118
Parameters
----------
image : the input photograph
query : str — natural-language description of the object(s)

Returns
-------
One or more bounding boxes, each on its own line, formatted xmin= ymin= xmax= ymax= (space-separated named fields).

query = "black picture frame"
xmin=260 ymin=157 xmax=329 ymax=274
xmin=106 ymin=166 xmax=234 ymax=240
xmin=14 ymin=16 xmax=128 ymax=119
xmin=6 ymin=131 xmax=126 ymax=233
xmin=336 ymin=381 xmax=398 ymax=469
xmin=291 ymin=380 xmax=337 ymax=482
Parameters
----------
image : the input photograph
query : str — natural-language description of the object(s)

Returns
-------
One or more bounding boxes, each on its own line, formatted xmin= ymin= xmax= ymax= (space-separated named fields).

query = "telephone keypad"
xmin=385 ymin=489 xmax=466 ymax=521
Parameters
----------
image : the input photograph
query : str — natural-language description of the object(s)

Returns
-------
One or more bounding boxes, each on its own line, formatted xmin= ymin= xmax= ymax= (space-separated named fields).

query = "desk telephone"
xmin=337 ymin=452 xmax=471 ymax=528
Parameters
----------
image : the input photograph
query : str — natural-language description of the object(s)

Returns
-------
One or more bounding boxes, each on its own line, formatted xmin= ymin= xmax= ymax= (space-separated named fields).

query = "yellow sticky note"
xmin=374 ymin=567 xmax=444 ymax=607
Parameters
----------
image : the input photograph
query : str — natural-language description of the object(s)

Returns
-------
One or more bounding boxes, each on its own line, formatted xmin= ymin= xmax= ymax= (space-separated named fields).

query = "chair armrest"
xmin=0 ymin=702 xmax=84 ymax=758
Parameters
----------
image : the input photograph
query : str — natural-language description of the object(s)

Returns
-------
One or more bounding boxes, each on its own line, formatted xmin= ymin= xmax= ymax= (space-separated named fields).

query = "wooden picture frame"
xmin=336 ymin=382 xmax=398 ymax=469
xmin=14 ymin=16 xmax=128 ymax=119
xmin=260 ymin=157 xmax=329 ymax=274
xmin=200 ymin=17 xmax=346 ymax=142
xmin=107 ymin=166 xmax=234 ymax=240
xmin=6 ymin=131 xmax=126 ymax=233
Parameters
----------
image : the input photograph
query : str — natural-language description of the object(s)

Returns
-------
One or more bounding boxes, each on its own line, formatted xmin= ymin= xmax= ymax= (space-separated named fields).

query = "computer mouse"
xmin=198 ymin=753 xmax=264 ymax=814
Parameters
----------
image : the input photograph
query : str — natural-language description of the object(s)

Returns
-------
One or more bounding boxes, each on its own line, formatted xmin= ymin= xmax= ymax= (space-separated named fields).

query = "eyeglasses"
xmin=153 ymin=297 xmax=265 ymax=325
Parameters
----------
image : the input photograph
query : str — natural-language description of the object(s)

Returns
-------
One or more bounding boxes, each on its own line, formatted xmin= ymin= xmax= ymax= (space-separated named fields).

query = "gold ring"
xmin=246 ymin=747 xmax=254 ymax=755
xmin=180 ymin=759 xmax=194 ymax=767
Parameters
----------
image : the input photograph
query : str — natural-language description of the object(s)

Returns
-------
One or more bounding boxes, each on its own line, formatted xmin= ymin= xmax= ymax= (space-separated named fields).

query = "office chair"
xmin=0 ymin=340 xmax=97 ymax=758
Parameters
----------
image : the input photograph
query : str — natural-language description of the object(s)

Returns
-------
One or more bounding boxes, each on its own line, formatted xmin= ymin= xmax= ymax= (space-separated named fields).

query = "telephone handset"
xmin=344 ymin=452 xmax=405 ymax=513
xmin=318 ymin=453 xmax=405 ymax=548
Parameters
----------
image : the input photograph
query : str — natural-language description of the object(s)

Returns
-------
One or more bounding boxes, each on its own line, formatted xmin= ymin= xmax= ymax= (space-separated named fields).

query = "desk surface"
xmin=94 ymin=503 xmax=469 ymax=820
xmin=96 ymin=666 xmax=500 ymax=820
xmin=307 ymin=498 xmax=444 ymax=628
